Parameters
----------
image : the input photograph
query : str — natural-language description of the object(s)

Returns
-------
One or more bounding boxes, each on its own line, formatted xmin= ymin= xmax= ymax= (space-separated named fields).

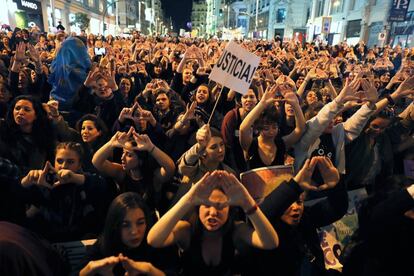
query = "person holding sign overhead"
xmin=239 ymin=83 xmax=306 ymax=170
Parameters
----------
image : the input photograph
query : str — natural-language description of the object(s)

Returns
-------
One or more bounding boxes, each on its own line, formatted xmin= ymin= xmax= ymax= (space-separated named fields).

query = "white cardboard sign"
xmin=209 ymin=41 xmax=260 ymax=95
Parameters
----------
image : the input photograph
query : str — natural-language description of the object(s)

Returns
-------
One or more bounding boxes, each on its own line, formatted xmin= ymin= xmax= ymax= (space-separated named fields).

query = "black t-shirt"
xmin=310 ymin=133 xmax=336 ymax=185
xmin=247 ymin=136 xmax=286 ymax=170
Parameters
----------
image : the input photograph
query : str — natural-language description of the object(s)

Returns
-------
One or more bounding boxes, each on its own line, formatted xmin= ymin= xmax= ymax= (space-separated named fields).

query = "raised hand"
xmin=317 ymin=157 xmax=340 ymax=191
xmin=335 ymin=78 xmax=360 ymax=104
xmin=118 ymin=102 xmax=139 ymax=123
xmin=183 ymin=101 xmax=197 ymax=121
xmin=196 ymin=124 xmax=211 ymax=149
xmin=395 ymin=76 xmax=414 ymax=98
xmin=137 ymin=104 xmax=156 ymax=126
xmin=14 ymin=42 xmax=26 ymax=62
xmin=156 ymin=79 xmax=170 ymax=90
xmin=21 ymin=163 xmax=56 ymax=189
xmin=84 ymin=66 xmax=101 ymax=88
xmin=131 ymin=133 xmax=154 ymax=152
xmin=360 ymin=78 xmax=378 ymax=104
xmin=306 ymin=67 xmax=318 ymax=81
xmin=55 ymin=169 xmax=75 ymax=186
xmin=219 ymin=171 xmax=254 ymax=210
xmin=120 ymin=255 xmax=152 ymax=276
xmin=110 ymin=128 xmax=133 ymax=148
xmin=260 ymin=84 xmax=278 ymax=106
xmin=102 ymin=64 xmax=118 ymax=91
xmin=293 ymin=158 xmax=319 ymax=191
xmin=283 ymin=91 xmax=300 ymax=106
xmin=47 ymin=99 xmax=60 ymax=117
xmin=278 ymin=82 xmax=297 ymax=97
xmin=27 ymin=44 xmax=40 ymax=63
xmin=81 ymin=256 xmax=120 ymax=276
xmin=187 ymin=172 xmax=221 ymax=206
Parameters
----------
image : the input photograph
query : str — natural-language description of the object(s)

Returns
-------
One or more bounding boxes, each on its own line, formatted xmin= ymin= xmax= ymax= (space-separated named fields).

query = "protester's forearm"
xmin=150 ymin=146 xmax=175 ymax=178
xmin=177 ymin=57 xmax=186 ymax=73
xmin=92 ymin=142 xmax=113 ymax=170
xmin=146 ymin=263 xmax=166 ymax=276
xmin=247 ymin=207 xmax=279 ymax=249
xmin=147 ymin=192 xmax=193 ymax=247
xmin=11 ymin=60 xmax=21 ymax=72
xmin=293 ymin=103 xmax=306 ymax=133
xmin=182 ymin=143 xmax=204 ymax=166
xmin=297 ymin=78 xmax=309 ymax=98
xmin=240 ymin=101 xmax=266 ymax=131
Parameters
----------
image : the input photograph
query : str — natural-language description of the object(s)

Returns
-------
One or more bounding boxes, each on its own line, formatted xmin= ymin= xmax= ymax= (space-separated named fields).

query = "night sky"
xmin=161 ymin=0 xmax=193 ymax=31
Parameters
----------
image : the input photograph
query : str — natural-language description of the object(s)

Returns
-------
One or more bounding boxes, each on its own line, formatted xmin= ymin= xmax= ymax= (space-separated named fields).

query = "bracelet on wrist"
xmin=385 ymin=94 xmax=395 ymax=106
xmin=245 ymin=204 xmax=258 ymax=216
xmin=149 ymin=146 xmax=156 ymax=154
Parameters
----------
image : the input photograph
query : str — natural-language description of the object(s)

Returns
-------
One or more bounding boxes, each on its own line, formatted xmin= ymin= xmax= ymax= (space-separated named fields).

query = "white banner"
xmin=209 ymin=41 xmax=260 ymax=95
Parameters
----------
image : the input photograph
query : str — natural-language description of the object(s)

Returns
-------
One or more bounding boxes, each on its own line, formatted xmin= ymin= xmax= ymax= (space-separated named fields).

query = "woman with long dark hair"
xmin=80 ymin=192 xmax=177 ymax=276
xmin=75 ymin=114 xmax=108 ymax=172
xmin=92 ymin=127 xmax=175 ymax=212
xmin=0 ymin=95 xmax=55 ymax=174
xmin=147 ymin=170 xmax=279 ymax=276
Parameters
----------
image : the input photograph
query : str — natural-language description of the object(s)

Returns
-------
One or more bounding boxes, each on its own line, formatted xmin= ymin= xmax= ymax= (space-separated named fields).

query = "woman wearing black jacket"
xmin=242 ymin=156 xmax=348 ymax=276
xmin=343 ymin=175 xmax=414 ymax=276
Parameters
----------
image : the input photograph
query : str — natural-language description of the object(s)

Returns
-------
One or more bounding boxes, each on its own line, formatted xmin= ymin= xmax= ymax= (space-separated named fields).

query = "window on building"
xmin=238 ymin=18 xmax=247 ymax=29
xmin=276 ymin=8 xmax=286 ymax=23
xmin=346 ymin=19 xmax=362 ymax=38
xmin=317 ymin=0 xmax=325 ymax=17
xmin=88 ymin=0 xmax=95 ymax=8
xmin=330 ymin=0 xmax=343 ymax=14
xmin=349 ymin=0 xmax=355 ymax=10
xmin=107 ymin=0 xmax=114 ymax=15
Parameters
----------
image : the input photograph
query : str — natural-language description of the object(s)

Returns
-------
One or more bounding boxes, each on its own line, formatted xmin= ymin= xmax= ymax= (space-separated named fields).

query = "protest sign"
xmin=209 ymin=41 xmax=260 ymax=95
xmin=305 ymin=188 xmax=368 ymax=271
xmin=240 ymin=165 xmax=294 ymax=203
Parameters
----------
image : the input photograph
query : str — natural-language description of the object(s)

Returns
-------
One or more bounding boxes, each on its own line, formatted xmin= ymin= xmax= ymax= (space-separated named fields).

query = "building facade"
xmin=307 ymin=0 xmax=414 ymax=47
xmin=191 ymin=0 xmax=208 ymax=36
xmin=0 ymin=0 xmax=167 ymax=35
xmin=244 ymin=0 xmax=310 ymax=40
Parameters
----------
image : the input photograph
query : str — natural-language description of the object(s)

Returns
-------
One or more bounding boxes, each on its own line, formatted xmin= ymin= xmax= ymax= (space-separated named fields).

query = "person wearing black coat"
xmin=241 ymin=156 xmax=348 ymax=276
xmin=342 ymin=175 xmax=414 ymax=276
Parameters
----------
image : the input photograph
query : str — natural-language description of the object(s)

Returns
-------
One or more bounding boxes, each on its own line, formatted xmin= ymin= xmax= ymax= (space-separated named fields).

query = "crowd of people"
xmin=0 ymin=26 xmax=413 ymax=276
